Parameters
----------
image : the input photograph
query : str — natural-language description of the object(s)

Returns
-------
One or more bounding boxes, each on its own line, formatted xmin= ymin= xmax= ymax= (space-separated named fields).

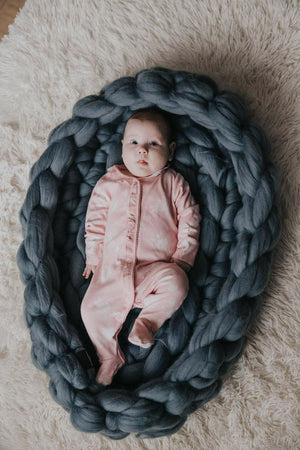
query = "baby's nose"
xmin=139 ymin=145 xmax=148 ymax=153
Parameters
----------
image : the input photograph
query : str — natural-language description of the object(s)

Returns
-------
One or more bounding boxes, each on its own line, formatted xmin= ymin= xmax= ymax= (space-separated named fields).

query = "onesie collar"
xmin=108 ymin=163 xmax=170 ymax=180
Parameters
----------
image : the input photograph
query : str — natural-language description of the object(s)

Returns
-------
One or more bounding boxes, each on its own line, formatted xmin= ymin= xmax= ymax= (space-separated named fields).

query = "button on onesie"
xmin=80 ymin=163 xmax=201 ymax=385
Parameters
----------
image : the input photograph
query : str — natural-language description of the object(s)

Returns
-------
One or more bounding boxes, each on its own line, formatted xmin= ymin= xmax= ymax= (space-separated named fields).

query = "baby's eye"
xmin=150 ymin=141 xmax=158 ymax=146
xmin=130 ymin=140 xmax=138 ymax=145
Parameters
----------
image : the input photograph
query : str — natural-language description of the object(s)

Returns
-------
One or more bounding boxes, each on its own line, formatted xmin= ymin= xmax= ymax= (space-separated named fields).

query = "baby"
xmin=81 ymin=108 xmax=201 ymax=385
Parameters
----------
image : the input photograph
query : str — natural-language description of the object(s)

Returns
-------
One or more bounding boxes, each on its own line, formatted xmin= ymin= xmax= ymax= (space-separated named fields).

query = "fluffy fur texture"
xmin=0 ymin=0 xmax=299 ymax=448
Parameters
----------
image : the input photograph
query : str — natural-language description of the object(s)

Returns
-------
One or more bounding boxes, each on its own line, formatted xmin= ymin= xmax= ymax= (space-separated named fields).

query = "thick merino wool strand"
xmin=17 ymin=67 xmax=281 ymax=439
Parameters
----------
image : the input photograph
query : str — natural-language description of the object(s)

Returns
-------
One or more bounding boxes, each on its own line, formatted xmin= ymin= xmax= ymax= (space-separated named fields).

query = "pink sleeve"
xmin=84 ymin=178 xmax=110 ymax=266
xmin=171 ymin=172 xmax=201 ymax=268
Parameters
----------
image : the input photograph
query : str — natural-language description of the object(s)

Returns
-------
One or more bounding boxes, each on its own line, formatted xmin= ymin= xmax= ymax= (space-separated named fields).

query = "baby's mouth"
xmin=138 ymin=160 xmax=148 ymax=165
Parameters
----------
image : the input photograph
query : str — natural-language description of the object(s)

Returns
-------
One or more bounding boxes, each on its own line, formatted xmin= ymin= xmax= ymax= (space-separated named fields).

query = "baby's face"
xmin=121 ymin=118 xmax=175 ymax=177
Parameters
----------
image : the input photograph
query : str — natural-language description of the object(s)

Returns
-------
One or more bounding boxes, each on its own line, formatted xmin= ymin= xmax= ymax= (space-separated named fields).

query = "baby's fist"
xmin=82 ymin=264 xmax=98 ymax=278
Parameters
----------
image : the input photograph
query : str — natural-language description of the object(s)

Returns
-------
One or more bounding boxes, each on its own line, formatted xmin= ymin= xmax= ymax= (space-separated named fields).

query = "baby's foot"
xmin=95 ymin=358 xmax=125 ymax=386
xmin=128 ymin=319 xmax=155 ymax=348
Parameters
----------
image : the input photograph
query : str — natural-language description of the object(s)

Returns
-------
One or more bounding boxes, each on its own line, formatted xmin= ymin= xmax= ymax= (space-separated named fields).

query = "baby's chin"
xmin=130 ymin=164 xmax=164 ymax=177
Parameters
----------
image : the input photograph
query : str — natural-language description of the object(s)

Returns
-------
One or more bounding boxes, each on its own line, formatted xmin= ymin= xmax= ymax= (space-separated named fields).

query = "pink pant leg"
xmin=80 ymin=272 xmax=127 ymax=385
xmin=80 ymin=261 xmax=189 ymax=383
xmin=129 ymin=261 xmax=189 ymax=348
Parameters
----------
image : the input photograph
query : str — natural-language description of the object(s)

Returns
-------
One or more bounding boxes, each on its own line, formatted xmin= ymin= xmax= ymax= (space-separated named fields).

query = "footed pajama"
xmin=81 ymin=163 xmax=201 ymax=385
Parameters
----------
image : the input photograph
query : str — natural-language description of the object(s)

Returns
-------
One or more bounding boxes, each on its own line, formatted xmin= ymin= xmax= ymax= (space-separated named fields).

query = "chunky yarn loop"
xmin=17 ymin=67 xmax=281 ymax=439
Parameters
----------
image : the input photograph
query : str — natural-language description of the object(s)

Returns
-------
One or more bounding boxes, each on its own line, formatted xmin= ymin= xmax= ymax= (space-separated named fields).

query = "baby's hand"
xmin=82 ymin=264 xmax=98 ymax=279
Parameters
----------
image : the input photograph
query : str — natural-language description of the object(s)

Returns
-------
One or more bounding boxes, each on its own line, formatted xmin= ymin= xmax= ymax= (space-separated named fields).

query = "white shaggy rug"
xmin=0 ymin=0 xmax=299 ymax=448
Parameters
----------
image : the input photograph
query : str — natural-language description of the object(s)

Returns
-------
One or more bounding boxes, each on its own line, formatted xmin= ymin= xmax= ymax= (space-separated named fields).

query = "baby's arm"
xmin=172 ymin=173 xmax=201 ymax=269
xmin=82 ymin=178 xmax=110 ymax=277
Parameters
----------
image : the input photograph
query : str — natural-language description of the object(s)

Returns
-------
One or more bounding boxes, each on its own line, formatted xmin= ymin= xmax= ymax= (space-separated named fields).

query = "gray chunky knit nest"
xmin=16 ymin=67 xmax=281 ymax=439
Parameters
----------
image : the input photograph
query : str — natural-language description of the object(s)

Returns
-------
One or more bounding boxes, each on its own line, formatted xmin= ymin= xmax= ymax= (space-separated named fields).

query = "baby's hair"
xmin=128 ymin=107 xmax=174 ymax=143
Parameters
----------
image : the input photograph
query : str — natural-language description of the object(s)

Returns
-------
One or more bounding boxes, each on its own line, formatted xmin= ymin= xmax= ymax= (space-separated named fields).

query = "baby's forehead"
xmin=124 ymin=115 xmax=167 ymax=134
xmin=127 ymin=118 xmax=159 ymax=128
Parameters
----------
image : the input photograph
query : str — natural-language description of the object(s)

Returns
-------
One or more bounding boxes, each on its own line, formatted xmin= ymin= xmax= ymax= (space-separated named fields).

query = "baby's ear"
xmin=169 ymin=141 xmax=176 ymax=156
xmin=121 ymin=139 xmax=123 ymax=144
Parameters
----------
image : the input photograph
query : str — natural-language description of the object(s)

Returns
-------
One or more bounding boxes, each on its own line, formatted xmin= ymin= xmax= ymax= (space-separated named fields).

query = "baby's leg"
xmin=81 ymin=293 xmax=126 ymax=385
xmin=129 ymin=262 xmax=189 ymax=348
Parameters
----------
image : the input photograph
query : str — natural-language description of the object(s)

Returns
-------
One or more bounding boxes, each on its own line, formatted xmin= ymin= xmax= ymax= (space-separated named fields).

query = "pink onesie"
xmin=80 ymin=162 xmax=201 ymax=384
